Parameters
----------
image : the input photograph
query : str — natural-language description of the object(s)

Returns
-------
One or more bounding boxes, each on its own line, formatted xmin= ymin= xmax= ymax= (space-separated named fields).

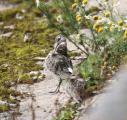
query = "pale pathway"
xmin=79 ymin=65 xmax=127 ymax=120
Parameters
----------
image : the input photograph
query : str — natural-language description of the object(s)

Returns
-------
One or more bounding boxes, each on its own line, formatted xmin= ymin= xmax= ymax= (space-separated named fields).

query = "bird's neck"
xmin=56 ymin=49 xmax=68 ymax=56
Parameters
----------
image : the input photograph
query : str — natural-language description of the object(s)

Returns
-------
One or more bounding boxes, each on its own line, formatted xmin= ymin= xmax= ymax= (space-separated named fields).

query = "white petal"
xmin=68 ymin=67 xmax=73 ymax=73
xmin=36 ymin=0 xmax=40 ymax=7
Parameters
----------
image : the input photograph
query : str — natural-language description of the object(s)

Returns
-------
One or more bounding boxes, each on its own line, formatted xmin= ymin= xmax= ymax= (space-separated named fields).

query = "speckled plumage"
xmin=45 ymin=51 xmax=72 ymax=79
xmin=44 ymin=35 xmax=73 ymax=93
xmin=66 ymin=77 xmax=86 ymax=103
xmin=44 ymin=35 xmax=85 ymax=103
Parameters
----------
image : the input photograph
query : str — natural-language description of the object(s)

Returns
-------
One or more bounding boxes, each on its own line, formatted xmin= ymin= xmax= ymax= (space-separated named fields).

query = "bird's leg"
xmin=49 ymin=78 xmax=63 ymax=94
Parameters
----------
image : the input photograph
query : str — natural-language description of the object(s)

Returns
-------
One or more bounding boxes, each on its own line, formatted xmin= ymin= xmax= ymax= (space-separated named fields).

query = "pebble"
xmin=15 ymin=13 xmax=24 ymax=20
xmin=4 ymin=25 xmax=15 ymax=30
xmin=0 ymin=32 xmax=13 ymax=38
xmin=0 ymin=22 xmax=4 ymax=25
xmin=23 ymin=32 xmax=32 ymax=42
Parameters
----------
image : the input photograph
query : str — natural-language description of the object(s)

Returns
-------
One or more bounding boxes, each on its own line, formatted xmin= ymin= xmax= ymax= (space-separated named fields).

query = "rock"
xmin=29 ymin=71 xmax=40 ymax=75
xmin=0 ymin=32 xmax=13 ymax=38
xmin=21 ymin=9 xmax=26 ymax=13
xmin=34 ymin=57 xmax=45 ymax=61
xmin=0 ymin=101 xmax=7 ymax=106
xmin=0 ymin=2 xmax=16 ymax=11
xmin=23 ymin=32 xmax=32 ymax=42
xmin=15 ymin=13 xmax=24 ymax=20
xmin=29 ymin=70 xmax=45 ymax=82
xmin=4 ymin=25 xmax=15 ymax=30
xmin=0 ymin=22 xmax=4 ymax=26
xmin=36 ymin=61 xmax=44 ymax=66
xmin=0 ymin=100 xmax=16 ymax=108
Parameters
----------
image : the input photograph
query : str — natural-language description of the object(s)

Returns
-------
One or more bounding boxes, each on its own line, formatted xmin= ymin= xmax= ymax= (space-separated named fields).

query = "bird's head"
xmin=54 ymin=35 xmax=67 ymax=56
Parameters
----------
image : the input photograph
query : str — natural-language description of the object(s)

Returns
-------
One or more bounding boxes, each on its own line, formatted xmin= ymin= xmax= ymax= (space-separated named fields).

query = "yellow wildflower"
xmin=71 ymin=3 xmax=77 ymax=10
xmin=98 ymin=16 xmax=102 ymax=20
xmin=109 ymin=25 xmax=115 ymax=32
xmin=93 ymin=22 xmax=100 ymax=29
xmin=104 ymin=11 xmax=110 ymax=17
xmin=123 ymin=30 xmax=127 ymax=39
xmin=97 ymin=26 xmax=104 ymax=33
xmin=82 ymin=0 xmax=88 ymax=5
xmin=77 ymin=17 xmax=82 ymax=22
xmin=124 ymin=24 xmax=127 ymax=28
xmin=118 ymin=20 xmax=123 ymax=26
xmin=109 ymin=22 xmax=113 ymax=26
xmin=76 ymin=15 xmax=82 ymax=22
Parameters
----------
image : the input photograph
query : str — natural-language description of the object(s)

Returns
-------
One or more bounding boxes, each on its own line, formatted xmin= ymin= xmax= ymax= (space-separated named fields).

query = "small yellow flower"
xmin=104 ymin=11 xmax=110 ymax=17
xmin=124 ymin=24 xmax=127 ymax=28
xmin=118 ymin=20 xmax=123 ymax=26
xmin=77 ymin=17 xmax=82 ymax=22
xmin=71 ymin=3 xmax=77 ymax=10
xmin=109 ymin=25 xmax=114 ymax=32
xmin=97 ymin=26 xmax=104 ymax=33
xmin=76 ymin=15 xmax=82 ymax=22
xmin=109 ymin=22 xmax=113 ymax=26
xmin=123 ymin=30 xmax=127 ymax=39
xmin=82 ymin=0 xmax=88 ymax=5
xmin=76 ymin=15 xmax=81 ymax=19
xmin=93 ymin=22 xmax=100 ymax=29
xmin=98 ymin=16 xmax=102 ymax=20
xmin=93 ymin=15 xmax=99 ymax=21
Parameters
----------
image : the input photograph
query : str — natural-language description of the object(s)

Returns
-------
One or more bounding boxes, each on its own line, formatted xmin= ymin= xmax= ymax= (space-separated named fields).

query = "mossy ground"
xmin=0 ymin=0 xmax=58 ymax=111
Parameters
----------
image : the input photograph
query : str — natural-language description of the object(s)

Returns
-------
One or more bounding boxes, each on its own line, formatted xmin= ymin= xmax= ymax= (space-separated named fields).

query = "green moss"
xmin=0 ymin=0 xmax=58 ymax=104
xmin=0 ymin=105 xmax=10 ymax=112
xmin=18 ymin=73 xmax=33 ymax=84
xmin=68 ymin=51 xmax=81 ymax=57
xmin=7 ymin=97 xmax=17 ymax=104
xmin=7 ymin=0 xmax=22 ymax=4
xmin=0 ymin=8 xmax=20 ymax=21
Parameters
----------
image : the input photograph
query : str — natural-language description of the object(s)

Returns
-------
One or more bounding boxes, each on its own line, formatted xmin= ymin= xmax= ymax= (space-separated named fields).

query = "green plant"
xmin=0 ymin=105 xmax=10 ymax=112
xmin=37 ymin=0 xmax=127 ymax=55
xmin=80 ymin=54 xmax=102 ymax=80
xmin=80 ymin=54 xmax=103 ymax=89
xmin=54 ymin=103 xmax=78 ymax=120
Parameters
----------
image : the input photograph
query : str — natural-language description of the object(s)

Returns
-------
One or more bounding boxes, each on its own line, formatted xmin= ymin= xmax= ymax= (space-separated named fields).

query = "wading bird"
xmin=44 ymin=35 xmax=73 ymax=93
